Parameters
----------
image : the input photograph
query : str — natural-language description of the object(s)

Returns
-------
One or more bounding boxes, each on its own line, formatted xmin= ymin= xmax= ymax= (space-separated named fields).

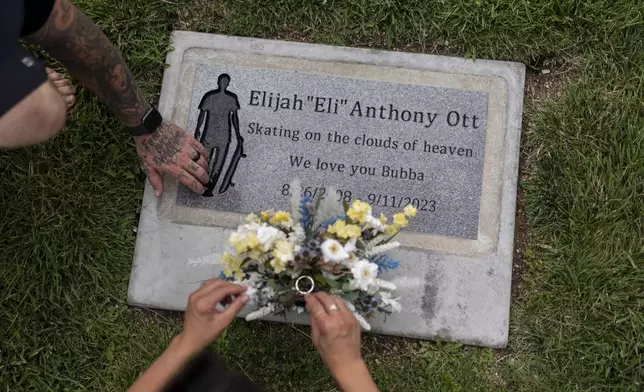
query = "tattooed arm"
xmin=25 ymin=0 xmax=209 ymax=196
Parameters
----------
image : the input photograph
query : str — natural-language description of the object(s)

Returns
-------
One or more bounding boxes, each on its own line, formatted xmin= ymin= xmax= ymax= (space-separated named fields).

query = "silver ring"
xmin=328 ymin=304 xmax=339 ymax=312
xmin=295 ymin=275 xmax=314 ymax=295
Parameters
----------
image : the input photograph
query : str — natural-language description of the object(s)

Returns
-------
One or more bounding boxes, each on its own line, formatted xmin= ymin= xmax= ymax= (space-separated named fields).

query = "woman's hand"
xmin=305 ymin=292 xmax=362 ymax=373
xmin=306 ymin=292 xmax=379 ymax=392
xmin=176 ymin=279 xmax=249 ymax=355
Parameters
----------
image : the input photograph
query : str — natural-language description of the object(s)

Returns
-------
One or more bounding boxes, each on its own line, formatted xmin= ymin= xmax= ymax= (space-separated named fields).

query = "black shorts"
xmin=0 ymin=0 xmax=56 ymax=117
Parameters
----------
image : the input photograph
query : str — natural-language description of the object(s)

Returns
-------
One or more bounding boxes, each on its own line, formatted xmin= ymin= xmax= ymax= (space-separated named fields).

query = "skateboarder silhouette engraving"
xmin=194 ymin=73 xmax=246 ymax=196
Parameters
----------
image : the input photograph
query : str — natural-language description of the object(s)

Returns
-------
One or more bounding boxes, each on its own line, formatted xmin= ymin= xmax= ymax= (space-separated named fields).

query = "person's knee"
xmin=0 ymin=81 xmax=67 ymax=149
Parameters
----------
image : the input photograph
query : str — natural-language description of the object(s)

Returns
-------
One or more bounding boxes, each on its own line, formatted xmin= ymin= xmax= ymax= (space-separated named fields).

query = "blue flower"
xmin=299 ymin=195 xmax=314 ymax=229
xmin=218 ymin=271 xmax=234 ymax=281
xmin=371 ymin=255 xmax=400 ymax=273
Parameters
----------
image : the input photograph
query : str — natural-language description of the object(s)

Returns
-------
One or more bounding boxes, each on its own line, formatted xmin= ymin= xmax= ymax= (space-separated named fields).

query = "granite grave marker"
xmin=129 ymin=33 xmax=525 ymax=348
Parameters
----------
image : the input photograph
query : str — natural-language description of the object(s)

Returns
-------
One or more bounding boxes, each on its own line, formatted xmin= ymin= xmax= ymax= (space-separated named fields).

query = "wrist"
xmin=128 ymin=105 xmax=162 ymax=136
xmin=169 ymin=334 xmax=202 ymax=362
xmin=329 ymin=358 xmax=367 ymax=382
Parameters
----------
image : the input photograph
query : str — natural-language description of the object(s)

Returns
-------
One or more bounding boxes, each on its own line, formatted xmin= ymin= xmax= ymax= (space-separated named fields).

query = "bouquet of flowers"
xmin=220 ymin=181 xmax=416 ymax=330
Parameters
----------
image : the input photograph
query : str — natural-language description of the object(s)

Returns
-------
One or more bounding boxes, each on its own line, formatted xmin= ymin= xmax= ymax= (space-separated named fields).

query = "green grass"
xmin=1 ymin=0 xmax=643 ymax=390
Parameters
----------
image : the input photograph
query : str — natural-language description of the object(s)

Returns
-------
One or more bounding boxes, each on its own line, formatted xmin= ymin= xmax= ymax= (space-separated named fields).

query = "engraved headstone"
xmin=128 ymin=33 xmax=525 ymax=348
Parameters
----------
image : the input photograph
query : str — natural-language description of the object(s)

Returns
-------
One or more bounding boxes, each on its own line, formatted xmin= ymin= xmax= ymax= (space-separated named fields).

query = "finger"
xmin=196 ymin=154 xmax=209 ymax=174
xmin=146 ymin=167 xmax=164 ymax=197
xmin=189 ymin=138 xmax=207 ymax=158
xmin=216 ymin=294 xmax=250 ymax=326
xmin=186 ymin=148 xmax=209 ymax=171
xmin=196 ymin=283 xmax=247 ymax=313
xmin=199 ymin=279 xmax=220 ymax=289
xmin=167 ymin=165 xmax=205 ymax=194
xmin=334 ymin=298 xmax=357 ymax=325
xmin=181 ymin=155 xmax=209 ymax=184
xmin=315 ymin=292 xmax=342 ymax=315
xmin=332 ymin=296 xmax=350 ymax=314
xmin=193 ymin=279 xmax=227 ymax=300
xmin=305 ymin=294 xmax=327 ymax=320
xmin=53 ymin=79 xmax=69 ymax=88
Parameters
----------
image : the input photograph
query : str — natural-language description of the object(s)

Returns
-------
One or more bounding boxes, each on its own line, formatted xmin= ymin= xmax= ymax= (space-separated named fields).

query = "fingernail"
xmin=155 ymin=190 xmax=161 ymax=197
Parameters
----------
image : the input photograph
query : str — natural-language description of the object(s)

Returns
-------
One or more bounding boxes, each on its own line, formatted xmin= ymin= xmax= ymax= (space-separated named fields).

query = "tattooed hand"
xmin=135 ymin=121 xmax=209 ymax=196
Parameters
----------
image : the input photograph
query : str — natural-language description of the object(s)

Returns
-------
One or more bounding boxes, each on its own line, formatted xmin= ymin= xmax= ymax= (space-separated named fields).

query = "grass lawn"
xmin=1 ymin=0 xmax=643 ymax=390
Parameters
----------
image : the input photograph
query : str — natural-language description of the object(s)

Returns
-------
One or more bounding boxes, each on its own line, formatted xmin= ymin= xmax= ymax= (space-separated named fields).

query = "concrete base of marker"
xmin=128 ymin=32 xmax=525 ymax=348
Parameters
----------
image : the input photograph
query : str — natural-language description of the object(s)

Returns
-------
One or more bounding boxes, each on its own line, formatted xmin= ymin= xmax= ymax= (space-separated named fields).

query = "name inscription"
xmin=176 ymin=63 xmax=489 ymax=239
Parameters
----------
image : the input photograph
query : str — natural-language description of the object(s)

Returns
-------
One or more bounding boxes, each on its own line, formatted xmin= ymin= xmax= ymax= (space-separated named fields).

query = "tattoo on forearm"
xmin=26 ymin=0 xmax=149 ymax=126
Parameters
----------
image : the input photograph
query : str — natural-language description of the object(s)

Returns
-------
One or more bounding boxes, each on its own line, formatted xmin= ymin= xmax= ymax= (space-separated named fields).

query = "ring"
xmin=295 ymin=275 xmax=315 ymax=295
xmin=328 ymin=304 xmax=339 ymax=312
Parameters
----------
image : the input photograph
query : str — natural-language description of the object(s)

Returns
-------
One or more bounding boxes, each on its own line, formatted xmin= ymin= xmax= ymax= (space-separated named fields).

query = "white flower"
xmin=366 ymin=214 xmax=386 ymax=232
xmin=244 ymin=285 xmax=258 ymax=304
xmin=257 ymin=226 xmax=285 ymax=251
xmin=344 ymin=238 xmax=357 ymax=253
xmin=365 ymin=241 xmax=400 ymax=257
xmin=289 ymin=224 xmax=306 ymax=244
xmin=341 ymin=252 xmax=359 ymax=268
xmin=379 ymin=291 xmax=402 ymax=313
xmin=350 ymin=260 xmax=379 ymax=291
xmin=246 ymin=303 xmax=275 ymax=321
xmin=320 ymin=239 xmax=349 ymax=262
xmin=367 ymin=234 xmax=388 ymax=248
xmin=228 ymin=231 xmax=242 ymax=245
xmin=239 ymin=222 xmax=260 ymax=233
xmin=375 ymin=278 xmax=397 ymax=291
xmin=341 ymin=299 xmax=372 ymax=331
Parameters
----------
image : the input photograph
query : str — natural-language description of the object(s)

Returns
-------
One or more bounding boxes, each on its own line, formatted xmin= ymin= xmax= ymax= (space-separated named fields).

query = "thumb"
xmin=217 ymin=295 xmax=249 ymax=327
xmin=147 ymin=168 xmax=164 ymax=197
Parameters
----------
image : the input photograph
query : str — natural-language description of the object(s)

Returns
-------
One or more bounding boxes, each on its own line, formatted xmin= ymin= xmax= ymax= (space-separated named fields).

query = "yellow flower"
xmin=347 ymin=200 xmax=372 ymax=224
xmin=385 ymin=225 xmax=399 ymax=235
xmin=328 ymin=220 xmax=362 ymax=239
xmin=404 ymin=205 xmax=417 ymax=218
xmin=248 ymin=248 xmax=264 ymax=260
xmin=270 ymin=258 xmax=288 ymax=274
xmin=222 ymin=252 xmax=243 ymax=278
xmin=234 ymin=270 xmax=246 ymax=281
xmin=233 ymin=232 xmax=260 ymax=255
xmin=245 ymin=213 xmax=260 ymax=223
xmin=260 ymin=211 xmax=271 ymax=221
xmin=393 ymin=213 xmax=408 ymax=228
xmin=379 ymin=213 xmax=388 ymax=225
xmin=272 ymin=240 xmax=295 ymax=263
xmin=270 ymin=211 xmax=292 ymax=226
xmin=246 ymin=233 xmax=259 ymax=248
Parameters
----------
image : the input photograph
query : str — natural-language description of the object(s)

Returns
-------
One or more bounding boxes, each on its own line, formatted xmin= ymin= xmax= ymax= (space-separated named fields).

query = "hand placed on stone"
xmin=176 ymin=279 xmax=249 ymax=355
xmin=305 ymin=292 xmax=363 ymax=374
xmin=134 ymin=121 xmax=209 ymax=196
